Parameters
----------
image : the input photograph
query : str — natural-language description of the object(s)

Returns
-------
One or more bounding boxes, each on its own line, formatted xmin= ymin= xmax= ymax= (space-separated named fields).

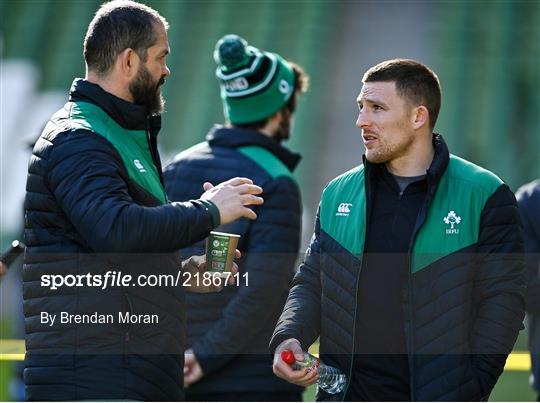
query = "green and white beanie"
xmin=214 ymin=34 xmax=295 ymax=125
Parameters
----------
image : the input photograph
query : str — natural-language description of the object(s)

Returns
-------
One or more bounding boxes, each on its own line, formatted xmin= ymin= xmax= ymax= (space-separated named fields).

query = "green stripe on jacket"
xmin=412 ymin=155 xmax=502 ymax=272
xmin=68 ymin=101 xmax=167 ymax=204
xmin=320 ymin=165 xmax=366 ymax=257
xmin=319 ymin=156 xmax=503 ymax=272
xmin=238 ymin=146 xmax=295 ymax=181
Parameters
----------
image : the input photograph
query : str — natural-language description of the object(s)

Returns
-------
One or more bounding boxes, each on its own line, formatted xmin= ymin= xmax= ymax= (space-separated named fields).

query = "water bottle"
xmin=281 ymin=349 xmax=347 ymax=394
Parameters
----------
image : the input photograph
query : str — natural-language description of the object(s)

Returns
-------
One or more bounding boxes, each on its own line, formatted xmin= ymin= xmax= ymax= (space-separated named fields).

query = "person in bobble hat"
xmin=164 ymin=34 xmax=309 ymax=401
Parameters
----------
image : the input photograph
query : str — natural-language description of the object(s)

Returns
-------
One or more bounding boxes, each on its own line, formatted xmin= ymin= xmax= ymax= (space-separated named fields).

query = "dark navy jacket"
xmin=516 ymin=180 xmax=540 ymax=391
xmin=23 ymin=79 xmax=218 ymax=401
xmin=270 ymin=135 xmax=524 ymax=401
xmin=163 ymin=126 xmax=303 ymax=395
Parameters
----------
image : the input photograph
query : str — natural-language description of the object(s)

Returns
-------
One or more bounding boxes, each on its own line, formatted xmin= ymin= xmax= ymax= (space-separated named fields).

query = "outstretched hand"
xmin=201 ymin=177 xmax=263 ymax=224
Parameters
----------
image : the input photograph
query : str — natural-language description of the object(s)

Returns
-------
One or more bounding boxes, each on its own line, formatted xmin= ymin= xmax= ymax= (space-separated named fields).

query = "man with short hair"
xmin=23 ymin=2 xmax=262 ymax=401
xmin=163 ymin=34 xmax=308 ymax=401
xmin=270 ymin=59 xmax=525 ymax=401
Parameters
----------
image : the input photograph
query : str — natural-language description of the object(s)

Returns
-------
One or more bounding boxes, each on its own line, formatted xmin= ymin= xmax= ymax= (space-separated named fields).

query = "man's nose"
xmin=163 ymin=64 xmax=171 ymax=77
xmin=356 ymin=111 xmax=369 ymax=129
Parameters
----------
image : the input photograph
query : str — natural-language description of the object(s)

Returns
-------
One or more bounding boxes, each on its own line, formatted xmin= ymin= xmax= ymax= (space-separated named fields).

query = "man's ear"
xmin=118 ymin=48 xmax=139 ymax=79
xmin=269 ymin=110 xmax=282 ymax=125
xmin=411 ymin=105 xmax=429 ymax=130
xmin=267 ymin=111 xmax=283 ymax=133
xmin=258 ymin=110 xmax=282 ymax=137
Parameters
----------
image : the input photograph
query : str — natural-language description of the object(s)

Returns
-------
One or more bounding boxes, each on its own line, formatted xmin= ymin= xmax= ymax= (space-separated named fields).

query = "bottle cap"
xmin=281 ymin=349 xmax=296 ymax=365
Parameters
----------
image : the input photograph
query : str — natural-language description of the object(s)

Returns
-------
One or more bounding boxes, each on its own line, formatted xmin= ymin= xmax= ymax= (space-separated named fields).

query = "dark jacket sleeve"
xmin=516 ymin=181 xmax=540 ymax=314
xmin=268 ymin=206 xmax=323 ymax=353
xmin=193 ymin=177 xmax=301 ymax=375
xmin=470 ymin=184 xmax=525 ymax=395
xmin=47 ymin=133 xmax=217 ymax=253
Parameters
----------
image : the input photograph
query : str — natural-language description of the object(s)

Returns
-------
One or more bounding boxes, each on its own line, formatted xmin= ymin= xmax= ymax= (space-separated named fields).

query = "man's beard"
xmin=129 ymin=64 xmax=165 ymax=115
xmin=365 ymin=133 xmax=414 ymax=164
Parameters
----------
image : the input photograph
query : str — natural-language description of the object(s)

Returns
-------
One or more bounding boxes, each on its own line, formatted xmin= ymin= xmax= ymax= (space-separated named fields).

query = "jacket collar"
xmin=425 ymin=133 xmax=450 ymax=188
xmin=364 ymin=133 xmax=450 ymax=191
xmin=206 ymin=125 xmax=302 ymax=172
xmin=68 ymin=78 xmax=161 ymax=136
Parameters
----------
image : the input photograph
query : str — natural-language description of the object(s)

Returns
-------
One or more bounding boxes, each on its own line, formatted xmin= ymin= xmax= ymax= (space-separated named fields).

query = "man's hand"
xmin=184 ymin=349 xmax=203 ymax=388
xmin=272 ymin=338 xmax=318 ymax=387
xmin=0 ymin=262 xmax=6 ymax=278
xmin=201 ymin=177 xmax=263 ymax=224
xmin=182 ymin=251 xmax=240 ymax=293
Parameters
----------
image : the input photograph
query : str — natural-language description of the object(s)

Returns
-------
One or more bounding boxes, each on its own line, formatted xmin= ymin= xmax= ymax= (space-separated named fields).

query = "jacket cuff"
xmin=199 ymin=200 xmax=221 ymax=227
xmin=193 ymin=349 xmax=232 ymax=376
xmin=269 ymin=331 xmax=303 ymax=354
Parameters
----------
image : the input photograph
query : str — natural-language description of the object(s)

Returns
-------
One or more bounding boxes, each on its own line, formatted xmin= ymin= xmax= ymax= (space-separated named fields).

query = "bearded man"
xmin=23 ymin=1 xmax=263 ymax=400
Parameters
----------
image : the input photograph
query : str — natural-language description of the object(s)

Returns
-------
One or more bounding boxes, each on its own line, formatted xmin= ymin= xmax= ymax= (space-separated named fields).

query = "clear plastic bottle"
xmin=281 ymin=349 xmax=347 ymax=394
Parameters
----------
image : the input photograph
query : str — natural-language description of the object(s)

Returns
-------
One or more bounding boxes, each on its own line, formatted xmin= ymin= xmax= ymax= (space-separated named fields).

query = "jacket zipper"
xmin=145 ymin=119 xmax=165 ymax=185
xmin=343 ymin=256 xmax=363 ymax=401
xmin=406 ymin=186 xmax=435 ymax=401
xmin=343 ymin=171 xmax=373 ymax=401
xmin=406 ymin=241 xmax=416 ymax=400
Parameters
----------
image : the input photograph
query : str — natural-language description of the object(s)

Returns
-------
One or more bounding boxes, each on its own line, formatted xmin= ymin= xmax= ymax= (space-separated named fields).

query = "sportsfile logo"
xmin=443 ymin=210 xmax=461 ymax=234
xmin=336 ymin=203 xmax=353 ymax=217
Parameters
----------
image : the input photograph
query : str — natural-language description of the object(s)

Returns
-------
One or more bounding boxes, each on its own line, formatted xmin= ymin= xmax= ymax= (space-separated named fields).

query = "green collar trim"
xmin=238 ymin=145 xmax=295 ymax=182
xmin=68 ymin=101 xmax=167 ymax=204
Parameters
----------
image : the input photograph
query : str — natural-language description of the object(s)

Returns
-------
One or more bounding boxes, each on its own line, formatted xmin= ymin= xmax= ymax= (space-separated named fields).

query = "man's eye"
xmin=373 ymin=105 xmax=383 ymax=110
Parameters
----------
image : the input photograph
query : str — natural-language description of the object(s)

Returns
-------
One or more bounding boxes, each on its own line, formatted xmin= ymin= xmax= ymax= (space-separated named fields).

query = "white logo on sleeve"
xmin=134 ymin=159 xmax=146 ymax=173
xmin=336 ymin=203 xmax=353 ymax=217
xmin=443 ymin=210 xmax=461 ymax=234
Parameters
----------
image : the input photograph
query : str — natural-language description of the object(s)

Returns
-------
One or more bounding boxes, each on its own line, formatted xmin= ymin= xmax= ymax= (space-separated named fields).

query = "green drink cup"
xmin=206 ymin=231 xmax=240 ymax=278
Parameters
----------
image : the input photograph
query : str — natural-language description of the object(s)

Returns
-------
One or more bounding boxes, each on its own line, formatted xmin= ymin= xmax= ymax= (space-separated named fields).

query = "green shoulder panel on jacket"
xmin=320 ymin=165 xmax=366 ymax=257
xmin=173 ymin=141 xmax=208 ymax=161
xmin=68 ymin=101 xmax=167 ymax=204
xmin=238 ymin=146 xmax=295 ymax=182
xmin=412 ymin=154 xmax=504 ymax=273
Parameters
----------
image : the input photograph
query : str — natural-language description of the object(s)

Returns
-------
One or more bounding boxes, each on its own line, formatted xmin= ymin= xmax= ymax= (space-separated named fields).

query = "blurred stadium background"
xmin=0 ymin=0 xmax=538 ymax=400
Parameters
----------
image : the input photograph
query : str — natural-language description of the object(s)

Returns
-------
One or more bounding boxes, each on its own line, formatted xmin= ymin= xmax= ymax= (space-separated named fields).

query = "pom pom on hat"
xmin=214 ymin=34 xmax=252 ymax=71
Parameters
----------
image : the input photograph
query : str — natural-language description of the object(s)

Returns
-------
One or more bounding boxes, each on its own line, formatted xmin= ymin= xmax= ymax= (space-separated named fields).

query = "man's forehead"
xmin=358 ymin=81 xmax=396 ymax=100
xmin=154 ymin=23 xmax=169 ymax=42
xmin=150 ymin=29 xmax=170 ymax=53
